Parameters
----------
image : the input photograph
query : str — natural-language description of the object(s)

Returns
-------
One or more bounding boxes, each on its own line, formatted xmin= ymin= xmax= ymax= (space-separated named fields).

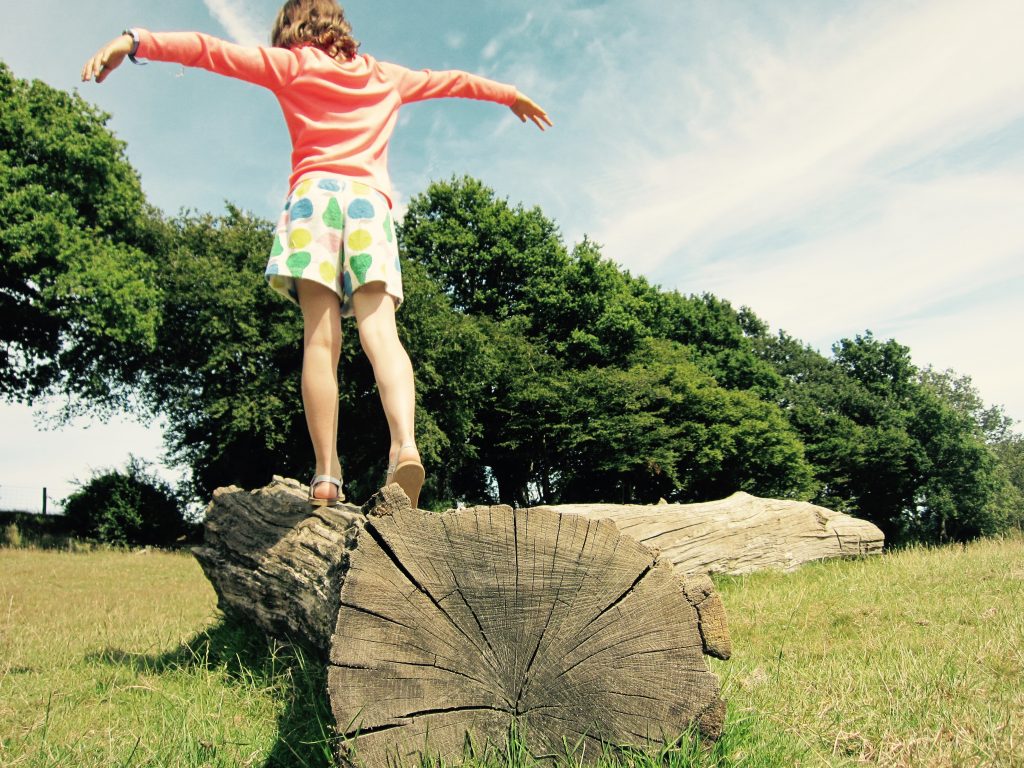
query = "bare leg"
xmin=352 ymin=283 xmax=420 ymax=475
xmin=297 ymin=279 xmax=342 ymax=501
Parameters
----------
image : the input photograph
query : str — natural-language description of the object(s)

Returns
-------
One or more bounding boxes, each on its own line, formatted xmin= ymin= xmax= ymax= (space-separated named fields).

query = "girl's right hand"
xmin=81 ymin=34 xmax=134 ymax=83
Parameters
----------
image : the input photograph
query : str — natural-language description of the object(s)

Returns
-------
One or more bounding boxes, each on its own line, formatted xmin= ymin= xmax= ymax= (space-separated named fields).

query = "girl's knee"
xmin=303 ymin=316 xmax=342 ymax=356
xmin=357 ymin=319 xmax=401 ymax=358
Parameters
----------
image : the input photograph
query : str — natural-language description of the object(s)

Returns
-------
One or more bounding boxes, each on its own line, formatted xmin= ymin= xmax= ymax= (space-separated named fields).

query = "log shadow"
xmin=86 ymin=612 xmax=335 ymax=768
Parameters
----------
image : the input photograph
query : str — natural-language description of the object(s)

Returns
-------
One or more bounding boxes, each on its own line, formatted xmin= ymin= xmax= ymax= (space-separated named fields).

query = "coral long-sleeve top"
xmin=136 ymin=30 xmax=518 ymax=206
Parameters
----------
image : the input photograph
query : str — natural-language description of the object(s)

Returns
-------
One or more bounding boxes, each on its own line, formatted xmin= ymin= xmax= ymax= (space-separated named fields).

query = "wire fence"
xmin=0 ymin=485 xmax=63 ymax=514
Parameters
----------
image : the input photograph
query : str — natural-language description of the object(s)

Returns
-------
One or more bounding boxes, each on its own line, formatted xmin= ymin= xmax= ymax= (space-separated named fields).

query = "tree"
xmin=63 ymin=458 xmax=188 ymax=546
xmin=905 ymin=384 xmax=1002 ymax=542
xmin=988 ymin=437 xmax=1024 ymax=532
xmin=759 ymin=330 xmax=1014 ymax=543
xmin=917 ymin=367 xmax=1016 ymax=444
xmin=0 ymin=61 xmax=164 ymax=408
xmin=398 ymin=178 xmax=814 ymax=508
xmin=138 ymin=206 xmax=501 ymax=506
xmin=398 ymin=175 xmax=569 ymax=321
xmin=916 ymin=367 xmax=1023 ymax=534
xmin=142 ymin=207 xmax=308 ymax=499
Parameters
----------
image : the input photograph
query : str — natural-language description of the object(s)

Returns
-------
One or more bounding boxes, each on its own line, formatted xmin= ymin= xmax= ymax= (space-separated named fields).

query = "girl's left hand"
xmin=510 ymin=92 xmax=553 ymax=131
xmin=81 ymin=34 xmax=134 ymax=83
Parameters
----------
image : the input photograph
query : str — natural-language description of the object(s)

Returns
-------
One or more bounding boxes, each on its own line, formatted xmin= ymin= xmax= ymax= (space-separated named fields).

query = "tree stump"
xmin=331 ymin=488 xmax=728 ymax=764
xmin=194 ymin=478 xmax=731 ymax=766
xmin=192 ymin=476 xmax=360 ymax=651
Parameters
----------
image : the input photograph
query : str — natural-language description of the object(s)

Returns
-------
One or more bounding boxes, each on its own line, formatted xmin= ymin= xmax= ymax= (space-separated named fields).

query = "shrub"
xmin=2 ymin=523 xmax=21 ymax=548
xmin=63 ymin=458 xmax=187 ymax=546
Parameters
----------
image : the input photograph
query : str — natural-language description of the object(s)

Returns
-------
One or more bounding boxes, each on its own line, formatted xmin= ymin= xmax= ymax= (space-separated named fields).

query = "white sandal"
xmin=308 ymin=474 xmax=344 ymax=508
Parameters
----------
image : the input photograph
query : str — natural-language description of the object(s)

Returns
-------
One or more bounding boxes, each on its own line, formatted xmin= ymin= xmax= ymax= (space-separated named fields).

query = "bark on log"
xmin=542 ymin=491 xmax=884 ymax=576
xmin=192 ymin=476 xmax=360 ymax=652
xmin=192 ymin=478 xmax=733 ymax=765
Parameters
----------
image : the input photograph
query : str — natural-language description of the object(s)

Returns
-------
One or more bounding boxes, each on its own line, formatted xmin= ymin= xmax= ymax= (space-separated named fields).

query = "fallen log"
xmin=191 ymin=476 xmax=359 ymax=652
xmin=193 ymin=478 xmax=731 ymax=765
xmin=542 ymin=492 xmax=884 ymax=575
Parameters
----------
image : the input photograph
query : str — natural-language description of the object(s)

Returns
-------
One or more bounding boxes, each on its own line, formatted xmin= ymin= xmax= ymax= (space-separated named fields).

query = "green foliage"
xmin=986 ymin=437 xmax=1024 ymax=533
xmin=2 ymin=60 xmax=1013 ymax=539
xmin=0 ymin=61 xmax=164 ymax=408
xmin=141 ymin=174 xmax=995 ymax=531
xmin=759 ymin=331 xmax=1015 ymax=543
xmin=62 ymin=458 xmax=188 ymax=546
xmin=399 ymin=178 xmax=813 ymax=507
xmin=546 ymin=339 xmax=814 ymax=505
xmin=918 ymin=366 xmax=1016 ymax=442
xmin=144 ymin=207 xmax=307 ymax=498
xmin=399 ymin=175 xmax=570 ymax=322
xmin=0 ymin=511 xmax=78 ymax=549
xmin=2 ymin=522 xmax=21 ymax=547
xmin=918 ymin=368 xmax=1024 ymax=534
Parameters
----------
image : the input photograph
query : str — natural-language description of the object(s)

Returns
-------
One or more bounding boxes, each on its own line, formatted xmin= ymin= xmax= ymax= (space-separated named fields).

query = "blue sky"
xmin=2 ymin=0 xmax=1022 ymax=506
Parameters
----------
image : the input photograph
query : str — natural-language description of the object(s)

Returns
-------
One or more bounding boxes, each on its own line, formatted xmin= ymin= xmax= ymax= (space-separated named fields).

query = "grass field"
xmin=1 ymin=536 xmax=1022 ymax=767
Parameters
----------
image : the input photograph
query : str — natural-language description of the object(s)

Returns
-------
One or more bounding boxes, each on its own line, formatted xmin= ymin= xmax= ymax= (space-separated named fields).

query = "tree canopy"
xmin=0 ymin=62 xmax=163 ymax=409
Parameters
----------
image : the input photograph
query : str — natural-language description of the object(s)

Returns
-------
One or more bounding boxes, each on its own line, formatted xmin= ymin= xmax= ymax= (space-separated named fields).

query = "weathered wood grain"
xmin=542 ymin=491 xmax=883 ymax=576
xmin=195 ymin=481 xmax=880 ymax=765
xmin=192 ymin=476 xmax=363 ymax=652
xmin=329 ymin=488 xmax=727 ymax=766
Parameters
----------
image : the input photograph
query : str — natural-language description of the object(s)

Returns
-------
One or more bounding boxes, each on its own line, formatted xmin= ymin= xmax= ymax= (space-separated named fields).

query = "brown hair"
xmin=271 ymin=0 xmax=359 ymax=60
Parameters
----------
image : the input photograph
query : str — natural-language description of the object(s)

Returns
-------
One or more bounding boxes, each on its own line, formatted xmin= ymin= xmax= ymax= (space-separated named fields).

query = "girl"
xmin=81 ymin=0 xmax=551 ymax=509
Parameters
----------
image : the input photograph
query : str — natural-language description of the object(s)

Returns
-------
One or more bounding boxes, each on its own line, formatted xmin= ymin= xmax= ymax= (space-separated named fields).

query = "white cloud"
xmin=202 ymin=0 xmax=268 ymax=47
xmin=692 ymin=170 xmax=1024 ymax=340
xmin=481 ymin=38 xmax=502 ymax=61
xmin=480 ymin=10 xmax=534 ymax=63
xmin=532 ymin=0 xmax=1024 ymax=421
xmin=592 ymin=0 xmax=1024 ymax=275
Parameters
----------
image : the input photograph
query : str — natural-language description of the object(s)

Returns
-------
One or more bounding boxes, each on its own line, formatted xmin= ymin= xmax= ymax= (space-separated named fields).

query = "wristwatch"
xmin=122 ymin=28 xmax=143 ymax=64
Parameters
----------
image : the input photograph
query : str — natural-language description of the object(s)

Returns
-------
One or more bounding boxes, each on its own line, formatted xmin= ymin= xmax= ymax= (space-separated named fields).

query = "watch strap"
xmin=122 ymin=28 xmax=145 ymax=65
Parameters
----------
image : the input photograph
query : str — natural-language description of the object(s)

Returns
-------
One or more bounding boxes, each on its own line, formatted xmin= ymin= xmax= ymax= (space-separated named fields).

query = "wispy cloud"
xmin=692 ymin=170 xmax=1024 ymax=341
xmin=479 ymin=11 xmax=534 ymax=63
xmin=202 ymin=0 xmax=268 ymax=47
xmin=591 ymin=0 xmax=1024 ymax=278
xmin=581 ymin=0 xmax=1024 ymax=416
xmin=474 ymin=0 xmax=1024 ymax=414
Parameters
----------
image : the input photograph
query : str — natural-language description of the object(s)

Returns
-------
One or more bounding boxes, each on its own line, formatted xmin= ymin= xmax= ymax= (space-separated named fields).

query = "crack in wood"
xmin=362 ymin=520 xmax=495 ymax=666
xmin=342 ymin=704 xmax=511 ymax=739
xmin=553 ymin=622 xmax=671 ymax=686
xmin=513 ymin=512 xmax=566 ymax=713
xmin=577 ymin=559 xmax=655 ymax=637
xmin=438 ymin=513 xmax=503 ymax=679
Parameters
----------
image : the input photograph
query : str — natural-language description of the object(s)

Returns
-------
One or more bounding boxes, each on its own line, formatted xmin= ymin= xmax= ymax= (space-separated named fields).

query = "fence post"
xmin=42 ymin=487 xmax=47 ymax=516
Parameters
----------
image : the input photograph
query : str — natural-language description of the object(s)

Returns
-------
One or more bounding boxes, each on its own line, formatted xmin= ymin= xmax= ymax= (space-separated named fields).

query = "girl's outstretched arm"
xmin=81 ymin=33 xmax=134 ymax=83
xmin=82 ymin=30 xmax=298 ymax=92
xmin=383 ymin=63 xmax=552 ymax=130
xmin=510 ymin=91 xmax=552 ymax=131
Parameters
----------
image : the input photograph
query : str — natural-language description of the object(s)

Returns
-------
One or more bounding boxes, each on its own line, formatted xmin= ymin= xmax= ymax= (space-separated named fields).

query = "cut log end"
xmin=329 ymin=488 xmax=728 ymax=765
